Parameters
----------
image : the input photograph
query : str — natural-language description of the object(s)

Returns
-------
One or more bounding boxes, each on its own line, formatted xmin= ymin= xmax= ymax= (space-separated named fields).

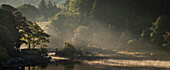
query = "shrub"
xmin=0 ymin=46 xmax=8 ymax=66
xmin=38 ymin=48 xmax=48 ymax=56
xmin=59 ymin=42 xmax=83 ymax=56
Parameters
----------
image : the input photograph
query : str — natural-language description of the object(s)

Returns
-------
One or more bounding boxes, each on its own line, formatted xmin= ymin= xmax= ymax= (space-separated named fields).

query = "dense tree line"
xmin=17 ymin=4 xmax=41 ymax=21
xmin=0 ymin=0 xmax=66 ymax=7
xmin=1 ymin=0 xmax=169 ymax=54
xmin=70 ymin=0 xmax=170 ymax=32
xmin=45 ymin=0 xmax=170 ymax=50
xmin=16 ymin=0 xmax=62 ymax=21
xmin=0 ymin=1 xmax=170 ymax=66
xmin=0 ymin=4 xmax=49 ymax=66
xmin=39 ymin=0 xmax=62 ymax=20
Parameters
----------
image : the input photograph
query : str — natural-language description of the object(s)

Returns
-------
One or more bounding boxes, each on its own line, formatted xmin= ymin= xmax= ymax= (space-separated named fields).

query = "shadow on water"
xmin=55 ymin=60 xmax=81 ymax=70
xmin=25 ymin=60 xmax=82 ymax=70
xmin=23 ymin=60 xmax=170 ymax=70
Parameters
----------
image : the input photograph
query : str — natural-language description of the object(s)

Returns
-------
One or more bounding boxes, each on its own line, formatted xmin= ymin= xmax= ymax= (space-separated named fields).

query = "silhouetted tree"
xmin=39 ymin=0 xmax=46 ymax=11
xmin=18 ymin=4 xmax=41 ymax=21
xmin=69 ymin=0 xmax=95 ymax=16
xmin=38 ymin=0 xmax=62 ymax=20
xmin=47 ymin=0 xmax=53 ymax=8
xmin=150 ymin=16 xmax=170 ymax=48
xmin=21 ymin=21 xmax=50 ymax=49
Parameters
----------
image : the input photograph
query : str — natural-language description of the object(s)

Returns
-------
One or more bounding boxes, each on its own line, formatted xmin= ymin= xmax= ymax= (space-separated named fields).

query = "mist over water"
xmin=39 ymin=21 xmax=124 ymax=50
xmin=85 ymin=59 xmax=170 ymax=69
xmin=38 ymin=20 xmax=153 ymax=51
xmin=1 ymin=0 xmax=170 ymax=70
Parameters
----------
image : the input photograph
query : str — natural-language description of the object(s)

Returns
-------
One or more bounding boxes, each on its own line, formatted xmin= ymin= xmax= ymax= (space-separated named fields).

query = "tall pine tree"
xmin=38 ymin=0 xmax=46 ymax=11
xmin=47 ymin=0 xmax=53 ymax=8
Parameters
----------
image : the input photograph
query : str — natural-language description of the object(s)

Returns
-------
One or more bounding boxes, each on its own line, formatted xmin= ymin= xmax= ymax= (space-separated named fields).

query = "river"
xmin=23 ymin=57 xmax=170 ymax=70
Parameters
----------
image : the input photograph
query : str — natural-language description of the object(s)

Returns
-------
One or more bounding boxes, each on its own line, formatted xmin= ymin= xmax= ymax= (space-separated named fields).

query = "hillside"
xmin=0 ymin=0 xmax=66 ymax=7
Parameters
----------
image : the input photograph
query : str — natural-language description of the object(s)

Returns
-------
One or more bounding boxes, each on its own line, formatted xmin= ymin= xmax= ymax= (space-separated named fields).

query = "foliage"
xmin=0 ymin=4 xmax=50 ymax=60
xmin=44 ymin=0 xmax=170 ymax=51
xmin=150 ymin=16 xmax=170 ymax=48
xmin=127 ymin=39 xmax=136 ymax=46
xmin=17 ymin=4 xmax=41 ymax=21
xmin=47 ymin=10 xmax=79 ymax=48
xmin=39 ymin=0 xmax=46 ymax=10
xmin=0 ymin=46 xmax=8 ymax=67
xmin=2 ymin=4 xmax=50 ymax=49
xmin=46 ymin=0 xmax=53 ymax=7
xmin=2 ymin=0 xmax=170 ymax=52
xmin=162 ymin=32 xmax=170 ymax=48
xmin=21 ymin=21 xmax=50 ymax=49
xmin=38 ymin=47 xmax=48 ymax=56
xmin=0 ymin=5 xmax=22 ymax=56
xmin=59 ymin=42 xmax=83 ymax=56
xmin=0 ymin=46 xmax=9 ymax=63
xmin=141 ymin=27 xmax=152 ymax=41
xmin=49 ymin=10 xmax=79 ymax=31
xmin=69 ymin=0 xmax=170 ymax=35
xmin=0 ymin=5 xmax=22 ymax=65
xmin=69 ymin=0 xmax=95 ymax=16
xmin=63 ymin=0 xmax=71 ymax=10
xmin=0 ymin=0 xmax=66 ymax=7
xmin=72 ymin=26 xmax=90 ymax=48
xmin=38 ymin=0 xmax=62 ymax=20
xmin=60 ymin=42 xmax=77 ymax=56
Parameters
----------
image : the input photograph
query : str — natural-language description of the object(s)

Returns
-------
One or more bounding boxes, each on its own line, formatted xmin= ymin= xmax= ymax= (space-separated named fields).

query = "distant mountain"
xmin=0 ymin=0 xmax=66 ymax=7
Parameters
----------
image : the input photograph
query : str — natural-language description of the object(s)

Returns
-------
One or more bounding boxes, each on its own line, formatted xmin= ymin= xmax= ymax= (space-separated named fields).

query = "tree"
xmin=72 ymin=26 xmax=90 ymax=48
xmin=1 ymin=4 xmax=50 ymax=50
xmin=47 ymin=0 xmax=53 ymax=8
xmin=53 ymin=2 xmax=57 ymax=8
xmin=17 ymin=4 xmax=41 ymax=21
xmin=0 ymin=4 xmax=51 ymax=67
xmin=69 ymin=0 xmax=95 ymax=16
xmin=150 ymin=16 xmax=170 ymax=48
xmin=63 ymin=0 xmax=71 ymax=10
xmin=38 ymin=47 xmax=48 ymax=56
xmin=38 ymin=0 xmax=47 ymax=20
xmin=38 ymin=0 xmax=62 ymax=20
xmin=47 ymin=11 xmax=80 ymax=48
xmin=0 ymin=4 xmax=21 ymax=49
xmin=59 ymin=42 xmax=83 ymax=56
xmin=0 ymin=4 xmax=23 ymax=57
xmin=38 ymin=0 xmax=46 ymax=11
xmin=0 ymin=46 xmax=8 ymax=66
xmin=162 ymin=32 xmax=170 ymax=48
xmin=21 ymin=21 xmax=50 ymax=49
xmin=31 ymin=22 xmax=50 ymax=48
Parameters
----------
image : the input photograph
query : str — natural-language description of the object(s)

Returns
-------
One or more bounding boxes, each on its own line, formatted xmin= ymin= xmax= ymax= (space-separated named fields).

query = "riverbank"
xmin=49 ymin=51 xmax=170 ymax=69
xmin=48 ymin=56 xmax=170 ymax=69
xmin=83 ymin=59 xmax=170 ymax=69
xmin=2 ymin=52 xmax=50 ymax=70
xmin=2 ymin=51 xmax=170 ymax=70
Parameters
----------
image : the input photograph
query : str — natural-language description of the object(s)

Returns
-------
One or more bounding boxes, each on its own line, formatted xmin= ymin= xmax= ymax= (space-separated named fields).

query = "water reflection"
xmin=25 ymin=60 xmax=82 ymax=70
xmin=24 ymin=60 xmax=170 ymax=70
xmin=55 ymin=60 xmax=81 ymax=70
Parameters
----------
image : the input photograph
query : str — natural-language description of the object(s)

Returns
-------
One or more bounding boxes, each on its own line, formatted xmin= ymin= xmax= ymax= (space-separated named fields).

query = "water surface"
xmin=25 ymin=60 xmax=170 ymax=70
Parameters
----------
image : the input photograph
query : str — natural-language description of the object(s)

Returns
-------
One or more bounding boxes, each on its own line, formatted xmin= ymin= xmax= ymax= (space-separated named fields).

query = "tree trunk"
xmin=28 ymin=41 xmax=31 ymax=50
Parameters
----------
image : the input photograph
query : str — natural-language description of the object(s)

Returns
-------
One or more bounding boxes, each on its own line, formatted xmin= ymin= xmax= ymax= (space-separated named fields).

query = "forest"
xmin=0 ymin=0 xmax=170 ymax=70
